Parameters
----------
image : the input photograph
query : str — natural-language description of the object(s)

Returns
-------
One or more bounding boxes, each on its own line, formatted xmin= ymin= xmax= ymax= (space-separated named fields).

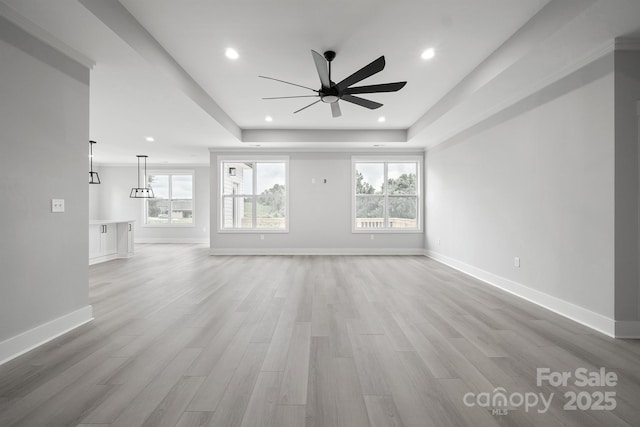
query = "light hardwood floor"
xmin=1 ymin=244 xmax=640 ymax=426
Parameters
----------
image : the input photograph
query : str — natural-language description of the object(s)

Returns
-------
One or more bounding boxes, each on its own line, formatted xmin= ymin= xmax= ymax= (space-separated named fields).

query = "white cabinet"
xmin=89 ymin=224 xmax=102 ymax=260
xmin=116 ymin=221 xmax=134 ymax=258
xmin=89 ymin=220 xmax=135 ymax=265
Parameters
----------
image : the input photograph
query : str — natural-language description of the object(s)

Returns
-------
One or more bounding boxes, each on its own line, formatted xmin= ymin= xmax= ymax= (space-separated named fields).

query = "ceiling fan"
xmin=259 ymin=50 xmax=407 ymax=118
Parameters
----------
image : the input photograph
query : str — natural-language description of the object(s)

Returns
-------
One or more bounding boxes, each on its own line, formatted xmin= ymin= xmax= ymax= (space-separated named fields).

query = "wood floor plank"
xmin=347 ymin=323 xmax=392 ymax=396
xmin=274 ymin=404 xmax=306 ymax=427
xmin=141 ymin=376 xmax=205 ymax=427
xmin=363 ymin=395 xmax=405 ymax=427
xmin=6 ymin=358 xmax=122 ymax=427
xmin=110 ymin=348 xmax=202 ymax=427
xmin=305 ymin=336 xmax=338 ymax=427
xmin=311 ymin=293 xmax=331 ymax=337
xmin=174 ymin=411 xmax=214 ymax=427
xmin=333 ymin=356 xmax=371 ymax=427
xmin=186 ymin=311 xmax=248 ymax=376
xmin=81 ymin=327 xmax=201 ymax=424
xmin=187 ymin=324 xmax=256 ymax=412
xmin=208 ymin=342 xmax=268 ymax=427
xmin=0 ymin=344 xmax=131 ymax=426
xmin=279 ymin=322 xmax=312 ymax=405
xmin=2 ymin=244 xmax=640 ymax=426
xmin=239 ymin=371 xmax=282 ymax=427
xmin=261 ymin=269 xmax=304 ymax=372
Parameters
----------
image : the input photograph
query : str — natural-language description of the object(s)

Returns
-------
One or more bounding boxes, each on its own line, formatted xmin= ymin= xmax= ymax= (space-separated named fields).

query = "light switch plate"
xmin=51 ymin=199 xmax=65 ymax=213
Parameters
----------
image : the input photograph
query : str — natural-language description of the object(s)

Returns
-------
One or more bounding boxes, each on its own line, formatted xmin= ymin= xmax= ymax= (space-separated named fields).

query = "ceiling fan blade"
xmin=258 ymin=75 xmax=317 ymax=92
xmin=335 ymin=56 xmax=385 ymax=91
xmin=294 ymin=99 xmax=321 ymax=114
xmin=311 ymin=50 xmax=330 ymax=89
xmin=331 ymin=102 xmax=342 ymax=118
xmin=341 ymin=94 xmax=383 ymax=110
xmin=262 ymin=95 xmax=319 ymax=100
xmin=343 ymin=81 xmax=406 ymax=95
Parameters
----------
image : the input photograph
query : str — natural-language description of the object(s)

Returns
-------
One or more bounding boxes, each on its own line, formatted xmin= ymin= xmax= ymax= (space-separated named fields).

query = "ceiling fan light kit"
xmin=260 ymin=49 xmax=406 ymax=118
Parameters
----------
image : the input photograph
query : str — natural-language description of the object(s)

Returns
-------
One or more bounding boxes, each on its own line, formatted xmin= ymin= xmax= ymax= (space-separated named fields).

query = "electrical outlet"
xmin=514 ymin=257 xmax=520 ymax=268
xmin=438 ymin=239 xmax=441 ymax=246
xmin=51 ymin=199 xmax=65 ymax=213
xmin=370 ymin=234 xmax=375 ymax=240
xmin=260 ymin=234 xmax=265 ymax=240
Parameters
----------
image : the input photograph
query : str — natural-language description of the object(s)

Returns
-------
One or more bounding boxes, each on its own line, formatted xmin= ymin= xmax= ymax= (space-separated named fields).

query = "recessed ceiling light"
xmin=225 ymin=48 xmax=239 ymax=60
xmin=145 ymin=136 xmax=154 ymax=142
xmin=265 ymin=115 xmax=273 ymax=122
xmin=377 ymin=116 xmax=386 ymax=123
xmin=421 ymin=48 xmax=435 ymax=60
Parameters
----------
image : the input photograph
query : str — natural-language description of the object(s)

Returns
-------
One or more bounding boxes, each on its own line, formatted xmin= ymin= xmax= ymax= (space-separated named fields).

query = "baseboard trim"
xmin=88 ymin=253 xmax=118 ymax=265
xmin=210 ymin=247 xmax=425 ymax=256
xmin=136 ymin=238 xmax=209 ymax=244
xmin=425 ymin=251 xmax=620 ymax=338
xmin=0 ymin=305 xmax=93 ymax=365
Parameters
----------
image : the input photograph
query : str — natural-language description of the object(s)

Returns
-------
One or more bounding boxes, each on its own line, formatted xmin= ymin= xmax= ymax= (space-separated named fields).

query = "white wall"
xmin=90 ymin=165 xmax=210 ymax=243
xmin=424 ymin=53 xmax=617 ymax=330
xmin=210 ymin=150 xmax=425 ymax=254
xmin=0 ymin=16 xmax=92 ymax=362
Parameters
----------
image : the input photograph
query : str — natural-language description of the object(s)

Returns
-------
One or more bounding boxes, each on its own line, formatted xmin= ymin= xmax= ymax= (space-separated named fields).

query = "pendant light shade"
xmin=130 ymin=155 xmax=155 ymax=198
xmin=89 ymin=140 xmax=100 ymax=184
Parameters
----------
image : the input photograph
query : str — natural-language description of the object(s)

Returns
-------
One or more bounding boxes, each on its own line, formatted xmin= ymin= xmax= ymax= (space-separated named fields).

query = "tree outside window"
xmin=354 ymin=159 xmax=420 ymax=230
xmin=145 ymin=173 xmax=193 ymax=225
xmin=220 ymin=159 xmax=288 ymax=231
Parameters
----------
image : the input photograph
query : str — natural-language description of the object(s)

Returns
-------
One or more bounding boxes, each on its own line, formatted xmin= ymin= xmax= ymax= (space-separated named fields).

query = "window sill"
xmin=217 ymin=229 xmax=289 ymax=234
xmin=352 ymin=229 xmax=422 ymax=234
xmin=142 ymin=224 xmax=196 ymax=228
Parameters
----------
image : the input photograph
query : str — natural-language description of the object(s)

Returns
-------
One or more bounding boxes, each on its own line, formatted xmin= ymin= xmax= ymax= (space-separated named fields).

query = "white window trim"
xmin=217 ymin=155 xmax=290 ymax=233
xmin=142 ymin=169 xmax=195 ymax=228
xmin=351 ymin=155 xmax=423 ymax=233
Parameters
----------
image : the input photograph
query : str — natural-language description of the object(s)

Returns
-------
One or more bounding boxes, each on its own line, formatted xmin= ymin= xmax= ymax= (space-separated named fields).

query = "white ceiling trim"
xmin=76 ymin=0 xmax=602 ymax=147
xmin=79 ymin=0 xmax=241 ymax=140
xmin=407 ymin=0 xmax=597 ymax=141
xmin=209 ymin=147 xmax=424 ymax=154
xmin=78 ymin=0 xmax=416 ymax=145
xmin=241 ymin=129 xmax=407 ymax=143
xmin=0 ymin=1 xmax=94 ymax=69
xmin=425 ymin=39 xmax=615 ymax=150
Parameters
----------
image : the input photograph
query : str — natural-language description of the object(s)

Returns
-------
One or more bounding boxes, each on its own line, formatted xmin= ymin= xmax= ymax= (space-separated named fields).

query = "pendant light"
xmin=89 ymin=140 xmax=100 ymax=184
xmin=130 ymin=155 xmax=155 ymax=198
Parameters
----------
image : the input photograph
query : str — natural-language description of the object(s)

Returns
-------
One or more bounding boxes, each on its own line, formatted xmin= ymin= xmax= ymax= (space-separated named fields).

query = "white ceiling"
xmin=2 ymin=0 xmax=639 ymax=164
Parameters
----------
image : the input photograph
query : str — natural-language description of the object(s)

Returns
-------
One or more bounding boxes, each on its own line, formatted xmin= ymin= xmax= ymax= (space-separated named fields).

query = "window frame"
xmin=217 ymin=155 xmax=290 ymax=233
xmin=142 ymin=170 xmax=195 ymax=228
xmin=351 ymin=155 xmax=422 ymax=233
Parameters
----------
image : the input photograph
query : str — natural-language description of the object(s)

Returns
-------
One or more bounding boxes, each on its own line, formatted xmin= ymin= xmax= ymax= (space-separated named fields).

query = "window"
xmin=353 ymin=156 xmax=421 ymax=231
xmin=219 ymin=157 xmax=288 ymax=231
xmin=145 ymin=172 xmax=194 ymax=225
